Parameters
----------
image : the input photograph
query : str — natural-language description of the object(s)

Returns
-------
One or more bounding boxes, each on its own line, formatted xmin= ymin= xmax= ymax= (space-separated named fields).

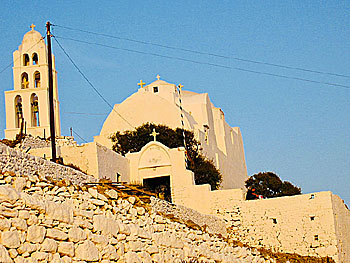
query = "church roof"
xmin=21 ymin=26 xmax=43 ymax=46
xmin=146 ymin=79 xmax=172 ymax=86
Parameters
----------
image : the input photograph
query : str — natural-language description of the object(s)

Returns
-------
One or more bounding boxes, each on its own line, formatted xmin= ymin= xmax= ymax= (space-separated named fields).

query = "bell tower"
xmin=4 ymin=24 xmax=61 ymax=139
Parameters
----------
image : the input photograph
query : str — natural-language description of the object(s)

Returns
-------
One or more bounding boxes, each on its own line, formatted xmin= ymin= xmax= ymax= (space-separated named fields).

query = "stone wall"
xmin=0 ymin=143 xmax=96 ymax=186
xmin=0 ymin=169 xmax=273 ymax=262
xmin=215 ymin=192 xmax=350 ymax=263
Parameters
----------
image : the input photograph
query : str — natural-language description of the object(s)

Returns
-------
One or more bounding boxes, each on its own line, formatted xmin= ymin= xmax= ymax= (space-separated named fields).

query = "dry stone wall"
xmin=0 ymin=143 xmax=274 ymax=262
xmin=0 ymin=170 xmax=274 ymax=263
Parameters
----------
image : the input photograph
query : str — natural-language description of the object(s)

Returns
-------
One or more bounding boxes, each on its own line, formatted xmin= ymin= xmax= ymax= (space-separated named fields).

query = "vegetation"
xmin=0 ymin=133 xmax=25 ymax=148
xmin=245 ymin=172 xmax=301 ymax=200
xmin=110 ymin=123 xmax=222 ymax=190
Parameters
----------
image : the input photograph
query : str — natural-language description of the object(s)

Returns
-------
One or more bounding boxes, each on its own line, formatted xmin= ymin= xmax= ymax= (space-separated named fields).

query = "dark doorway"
xmin=143 ymin=176 xmax=171 ymax=202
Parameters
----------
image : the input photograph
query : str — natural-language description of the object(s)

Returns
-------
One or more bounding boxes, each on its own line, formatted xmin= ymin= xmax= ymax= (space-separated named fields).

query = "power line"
xmin=63 ymin=111 xmax=107 ymax=116
xmin=52 ymin=24 xmax=350 ymax=79
xmin=72 ymin=129 xmax=88 ymax=143
xmin=0 ymin=36 xmax=46 ymax=75
xmin=52 ymin=37 xmax=135 ymax=128
xmin=54 ymin=36 xmax=350 ymax=90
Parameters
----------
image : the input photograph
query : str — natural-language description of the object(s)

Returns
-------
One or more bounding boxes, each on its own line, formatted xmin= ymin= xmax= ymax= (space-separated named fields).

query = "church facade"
xmin=94 ymin=78 xmax=248 ymax=190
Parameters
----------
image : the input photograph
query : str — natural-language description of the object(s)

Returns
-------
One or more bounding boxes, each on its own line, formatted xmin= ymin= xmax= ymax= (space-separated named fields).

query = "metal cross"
xmin=150 ymin=128 xmax=159 ymax=141
xmin=30 ymin=24 xmax=36 ymax=30
xmin=137 ymin=80 xmax=146 ymax=88
xmin=156 ymin=74 xmax=160 ymax=80
xmin=178 ymin=84 xmax=183 ymax=91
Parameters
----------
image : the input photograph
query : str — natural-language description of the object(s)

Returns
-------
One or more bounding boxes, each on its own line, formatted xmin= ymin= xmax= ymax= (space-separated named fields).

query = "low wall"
xmin=215 ymin=192 xmax=350 ymax=263
xmin=28 ymin=142 xmax=129 ymax=182
xmin=0 ymin=143 xmax=96 ymax=185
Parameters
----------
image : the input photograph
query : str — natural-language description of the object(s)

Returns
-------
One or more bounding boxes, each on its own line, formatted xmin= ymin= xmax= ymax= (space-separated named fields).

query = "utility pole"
xmin=46 ymin=21 xmax=57 ymax=162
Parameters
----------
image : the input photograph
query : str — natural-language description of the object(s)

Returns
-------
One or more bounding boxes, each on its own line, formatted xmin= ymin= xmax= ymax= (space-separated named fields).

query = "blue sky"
xmin=0 ymin=1 xmax=349 ymax=204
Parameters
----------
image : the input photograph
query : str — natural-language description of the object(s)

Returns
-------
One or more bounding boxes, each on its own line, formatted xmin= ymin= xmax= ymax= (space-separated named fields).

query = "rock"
xmin=105 ymin=189 xmax=118 ymax=199
xmin=58 ymin=242 xmax=74 ymax=257
xmin=68 ymin=226 xmax=86 ymax=242
xmin=46 ymin=229 xmax=68 ymax=240
xmin=32 ymin=251 xmax=48 ymax=261
xmin=136 ymin=207 xmax=145 ymax=215
xmin=27 ymin=214 xmax=39 ymax=225
xmin=88 ymin=187 xmax=98 ymax=198
xmin=118 ymin=223 xmax=131 ymax=235
xmin=0 ymin=244 xmax=13 ymax=263
xmin=20 ymin=193 xmax=45 ymax=212
xmin=1 ymin=231 xmax=20 ymax=248
xmin=101 ymin=244 xmax=119 ymax=260
xmin=91 ymin=199 xmax=105 ymax=206
xmin=11 ymin=218 xmax=27 ymax=231
xmin=75 ymin=240 xmax=99 ymax=261
xmin=17 ymin=242 xmax=37 ymax=254
xmin=125 ymin=251 xmax=142 ymax=263
xmin=18 ymin=210 xmax=30 ymax=219
xmin=13 ymin=177 xmax=26 ymax=192
xmin=0 ymin=218 xmax=11 ymax=230
xmin=90 ymin=233 xmax=108 ymax=246
xmin=40 ymin=238 xmax=57 ymax=253
xmin=27 ymin=225 xmax=46 ymax=243
xmin=8 ymin=249 xmax=18 ymax=259
xmin=93 ymin=215 xmax=119 ymax=236
xmin=137 ymin=251 xmax=152 ymax=263
xmin=128 ymin=196 xmax=136 ymax=204
xmin=61 ymin=256 xmax=72 ymax=263
xmin=45 ymin=201 xmax=73 ymax=224
xmin=0 ymin=185 xmax=19 ymax=203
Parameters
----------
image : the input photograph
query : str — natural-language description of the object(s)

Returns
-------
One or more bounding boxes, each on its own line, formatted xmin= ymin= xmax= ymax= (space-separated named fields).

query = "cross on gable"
xmin=150 ymin=128 xmax=159 ymax=141
xmin=30 ymin=24 xmax=36 ymax=30
xmin=178 ymin=84 xmax=183 ymax=91
xmin=138 ymin=80 xmax=146 ymax=89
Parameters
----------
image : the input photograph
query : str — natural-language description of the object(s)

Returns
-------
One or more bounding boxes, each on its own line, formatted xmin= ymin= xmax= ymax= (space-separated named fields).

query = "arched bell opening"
xmin=14 ymin=95 xmax=23 ymax=128
xmin=34 ymin=71 xmax=40 ymax=88
xmin=23 ymin=54 xmax=30 ymax=66
xmin=32 ymin=53 xmax=38 ymax=65
xmin=31 ymin=93 xmax=40 ymax=127
xmin=21 ymin=72 xmax=29 ymax=89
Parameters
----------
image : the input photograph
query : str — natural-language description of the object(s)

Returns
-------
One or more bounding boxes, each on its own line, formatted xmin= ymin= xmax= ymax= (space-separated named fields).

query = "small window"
xmin=32 ymin=53 xmax=38 ymax=65
xmin=310 ymin=194 xmax=315 ymax=199
xmin=23 ymin=54 xmax=30 ymax=66
xmin=310 ymin=216 xmax=315 ymax=221
xmin=153 ymin=86 xmax=158 ymax=93
xmin=314 ymin=235 xmax=319 ymax=241
xmin=272 ymin=218 xmax=277 ymax=224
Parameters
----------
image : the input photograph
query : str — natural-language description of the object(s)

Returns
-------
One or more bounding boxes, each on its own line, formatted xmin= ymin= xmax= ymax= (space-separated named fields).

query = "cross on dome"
xmin=150 ymin=128 xmax=159 ymax=141
xmin=30 ymin=24 xmax=36 ymax=30
xmin=156 ymin=74 xmax=160 ymax=80
xmin=137 ymin=80 xmax=146 ymax=88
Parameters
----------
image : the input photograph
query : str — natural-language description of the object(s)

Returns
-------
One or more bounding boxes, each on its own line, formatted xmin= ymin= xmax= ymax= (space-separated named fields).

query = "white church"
xmin=3 ymin=25 xmax=350 ymax=262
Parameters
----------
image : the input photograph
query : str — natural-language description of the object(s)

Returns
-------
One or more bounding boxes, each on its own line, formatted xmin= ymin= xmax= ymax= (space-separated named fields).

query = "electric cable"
xmin=52 ymin=24 xmax=350 ymax=79
xmin=53 ymin=36 xmax=135 ymax=128
xmin=54 ymin=36 xmax=350 ymax=90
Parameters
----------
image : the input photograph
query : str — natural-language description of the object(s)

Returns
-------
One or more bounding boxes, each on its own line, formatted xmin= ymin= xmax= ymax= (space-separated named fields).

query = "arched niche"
xmin=14 ymin=95 xmax=23 ymax=128
xmin=31 ymin=93 xmax=40 ymax=127
xmin=21 ymin=72 xmax=29 ymax=89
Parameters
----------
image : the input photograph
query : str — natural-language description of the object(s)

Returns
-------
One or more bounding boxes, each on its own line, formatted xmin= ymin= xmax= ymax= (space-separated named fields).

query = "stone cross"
xmin=30 ymin=24 xmax=36 ymax=30
xmin=138 ymin=80 xmax=146 ymax=89
xmin=150 ymin=128 xmax=159 ymax=141
xmin=156 ymin=74 xmax=160 ymax=80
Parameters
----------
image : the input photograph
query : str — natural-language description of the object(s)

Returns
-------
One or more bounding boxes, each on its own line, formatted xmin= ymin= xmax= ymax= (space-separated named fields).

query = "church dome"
xmin=21 ymin=26 xmax=43 ymax=45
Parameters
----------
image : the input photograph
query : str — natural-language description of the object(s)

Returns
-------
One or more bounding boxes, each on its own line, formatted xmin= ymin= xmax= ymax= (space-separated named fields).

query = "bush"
xmin=245 ymin=172 xmax=301 ymax=200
